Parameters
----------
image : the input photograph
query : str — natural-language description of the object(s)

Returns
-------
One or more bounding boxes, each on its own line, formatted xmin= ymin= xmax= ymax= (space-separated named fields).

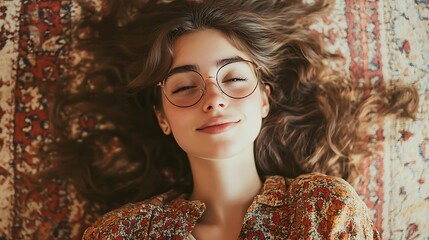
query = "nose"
xmin=201 ymin=80 xmax=228 ymax=112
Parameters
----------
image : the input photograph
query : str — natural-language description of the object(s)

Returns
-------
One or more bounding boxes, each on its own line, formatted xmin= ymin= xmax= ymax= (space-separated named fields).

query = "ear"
xmin=261 ymin=85 xmax=270 ymax=118
xmin=153 ymin=106 xmax=171 ymax=135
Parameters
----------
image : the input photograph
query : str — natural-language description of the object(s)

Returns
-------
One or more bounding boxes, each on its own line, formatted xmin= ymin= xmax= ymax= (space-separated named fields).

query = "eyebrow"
xmin=167 ymin=56 xmax=245 ymax=76
xmin=216 ymin=56 xmax=245 ymax=66
xmin=167 ymin=65 xmax=197 ymax=76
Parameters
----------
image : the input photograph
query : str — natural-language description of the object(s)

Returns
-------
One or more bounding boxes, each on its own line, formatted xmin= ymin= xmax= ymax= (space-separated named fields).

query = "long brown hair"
xmin=39 ymin=0 xmax=418 ymax=213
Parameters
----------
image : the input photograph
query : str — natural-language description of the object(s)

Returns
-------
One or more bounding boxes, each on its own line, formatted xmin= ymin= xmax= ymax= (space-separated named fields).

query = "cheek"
xmin=241 ymin=92 xmax=265 ymax=116
xmin=162 ymin=102 xmax=195 ymax=138
xmin=163 ymin=109 xmax=197 ymax=154
xmin=234 ymin=96 xmax=264 ymax=131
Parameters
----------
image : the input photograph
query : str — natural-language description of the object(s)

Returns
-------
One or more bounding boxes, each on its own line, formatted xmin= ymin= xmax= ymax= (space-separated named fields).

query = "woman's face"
xmin=156 ymin=29 xmax=270 ymax=160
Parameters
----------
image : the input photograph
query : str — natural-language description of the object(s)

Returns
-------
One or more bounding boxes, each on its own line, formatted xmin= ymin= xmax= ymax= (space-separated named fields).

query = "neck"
xmin=188 ymin=147 xmax=262 ymax=224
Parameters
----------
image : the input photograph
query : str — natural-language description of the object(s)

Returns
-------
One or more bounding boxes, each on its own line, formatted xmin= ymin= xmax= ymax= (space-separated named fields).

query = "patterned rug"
xmin=0 ymin=0 xmax=428 ymax=239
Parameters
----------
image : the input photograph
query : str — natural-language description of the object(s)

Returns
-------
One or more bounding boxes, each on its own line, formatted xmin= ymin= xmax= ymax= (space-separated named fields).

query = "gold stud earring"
xmin=263 ymin=107 xmax=269 ymax=117
xmin=164 ymin=125 xmax=170 ymax=134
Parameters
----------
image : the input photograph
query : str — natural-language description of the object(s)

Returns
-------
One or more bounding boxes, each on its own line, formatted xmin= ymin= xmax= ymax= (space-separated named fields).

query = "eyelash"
xmin=172 ymin=85 xmax=197 ymax=94
xmin=222 ymin=77 xmax=248 ymax=83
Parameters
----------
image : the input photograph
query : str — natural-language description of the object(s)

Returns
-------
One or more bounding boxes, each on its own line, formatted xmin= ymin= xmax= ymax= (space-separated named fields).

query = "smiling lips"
xmin=197 ymin=119 xmax=240 ymax=134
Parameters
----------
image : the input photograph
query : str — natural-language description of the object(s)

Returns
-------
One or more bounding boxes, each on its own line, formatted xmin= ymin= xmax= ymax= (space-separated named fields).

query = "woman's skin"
xmin=155 ymin=29 xmax=271 ymax=239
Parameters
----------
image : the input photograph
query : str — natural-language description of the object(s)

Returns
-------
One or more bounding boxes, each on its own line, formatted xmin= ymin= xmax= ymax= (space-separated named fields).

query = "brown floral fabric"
xmin=83 ymin=173 xmax=380 ymax=239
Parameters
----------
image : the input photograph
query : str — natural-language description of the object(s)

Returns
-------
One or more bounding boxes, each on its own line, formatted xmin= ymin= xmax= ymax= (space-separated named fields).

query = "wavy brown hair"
xmin=39 ymin=0 xmax=418 ymax=213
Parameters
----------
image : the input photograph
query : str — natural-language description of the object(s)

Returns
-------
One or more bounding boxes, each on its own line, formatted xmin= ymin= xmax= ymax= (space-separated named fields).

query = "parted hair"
xmin=40 ymin=0 xmax=418 ymax=212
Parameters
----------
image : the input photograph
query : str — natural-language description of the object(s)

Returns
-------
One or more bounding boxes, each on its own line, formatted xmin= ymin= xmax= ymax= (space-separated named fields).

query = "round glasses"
xmin=158 ymin=60 xmax=261 ymax=108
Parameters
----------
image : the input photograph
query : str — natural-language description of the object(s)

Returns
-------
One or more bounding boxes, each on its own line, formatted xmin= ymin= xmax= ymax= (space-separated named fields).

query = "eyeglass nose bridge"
xmin=200 ymin=75 xmax=224 ymax=98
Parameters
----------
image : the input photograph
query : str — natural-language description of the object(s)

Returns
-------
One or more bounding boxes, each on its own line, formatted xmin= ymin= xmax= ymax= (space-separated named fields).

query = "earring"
xmin=262 ymin=107 xmax=269 ymax=118
xmin=163 ymin=125 xmax=170 ymax=135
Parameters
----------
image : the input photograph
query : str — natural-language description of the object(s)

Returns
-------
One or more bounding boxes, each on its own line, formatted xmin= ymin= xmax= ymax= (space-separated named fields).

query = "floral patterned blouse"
xmin=83 ymin=173 xmax=380 ymax=239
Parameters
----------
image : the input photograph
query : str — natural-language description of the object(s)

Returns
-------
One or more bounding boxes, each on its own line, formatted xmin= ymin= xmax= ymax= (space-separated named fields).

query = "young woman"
xmin=41 ymin=0 xmax=418 ymax=239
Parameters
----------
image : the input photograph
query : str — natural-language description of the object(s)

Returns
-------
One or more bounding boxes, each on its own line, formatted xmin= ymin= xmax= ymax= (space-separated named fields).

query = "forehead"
xmin=171 ymin=29 xmax=250 ymax=69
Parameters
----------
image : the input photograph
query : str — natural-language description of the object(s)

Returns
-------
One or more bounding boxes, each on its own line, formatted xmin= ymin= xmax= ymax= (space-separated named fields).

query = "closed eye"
xmin=172 ymin=85 xmax=197 ymax=94
xmin=222 ymin=77 xmax=248 ymax=83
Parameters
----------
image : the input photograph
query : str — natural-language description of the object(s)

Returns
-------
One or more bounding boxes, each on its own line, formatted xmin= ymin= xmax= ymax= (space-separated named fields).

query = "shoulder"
xmin=279 ymin=173 xmax=379 ymax=239
xmin=82 ymin=191 xmax=175 ymax=239
xmin=286 ymin=172 xmax=359 ymax=200
xmin=283 ymin=172 xmax=366 ymax=215
xmin=260 ymin=173 xmax=360 ymax=205
xmin=83 ymin=190 xmax=204 ymax=239
xmin=260 ymin=173 xmax=364 ymax=213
